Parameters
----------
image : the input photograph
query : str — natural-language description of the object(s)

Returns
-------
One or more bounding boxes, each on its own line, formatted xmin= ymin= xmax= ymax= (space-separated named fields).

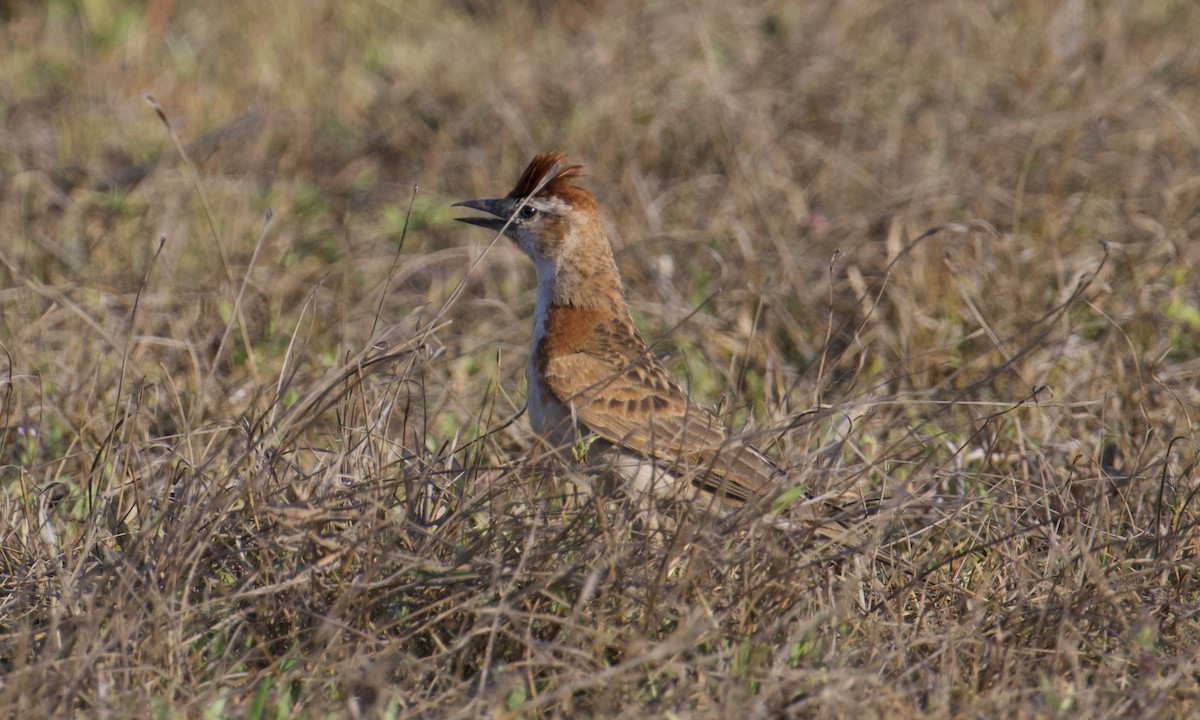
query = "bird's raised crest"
xmin=510 ymin=151 xmax=596 ymax=210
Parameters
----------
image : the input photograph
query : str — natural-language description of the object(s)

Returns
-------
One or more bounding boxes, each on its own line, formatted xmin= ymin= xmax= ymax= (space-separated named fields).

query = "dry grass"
xmin=2 ymin=0 xmax=1199 ymax=716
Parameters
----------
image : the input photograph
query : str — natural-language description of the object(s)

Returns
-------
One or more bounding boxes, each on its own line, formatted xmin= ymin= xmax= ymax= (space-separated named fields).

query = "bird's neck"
xmin=529 ymin=238 xmax=628 ymax=364
xmin=537 ymin=229 xmax=627 ymax=315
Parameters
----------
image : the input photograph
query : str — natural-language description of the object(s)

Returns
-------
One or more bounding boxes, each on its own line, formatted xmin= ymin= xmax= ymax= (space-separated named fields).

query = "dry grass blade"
xmin=1 ymin=1 xmax=1198 ymax=717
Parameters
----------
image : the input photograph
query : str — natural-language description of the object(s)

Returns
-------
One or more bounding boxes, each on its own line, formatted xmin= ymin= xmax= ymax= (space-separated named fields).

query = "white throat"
xmin=528 ymin=256 xmax=558 ymax=361
xmin=525 ymin=255 xmax=570 ymax=443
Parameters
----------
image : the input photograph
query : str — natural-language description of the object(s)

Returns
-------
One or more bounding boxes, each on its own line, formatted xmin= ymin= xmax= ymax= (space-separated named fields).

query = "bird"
xmin=454 ymin=152 xmax=829 ymax=527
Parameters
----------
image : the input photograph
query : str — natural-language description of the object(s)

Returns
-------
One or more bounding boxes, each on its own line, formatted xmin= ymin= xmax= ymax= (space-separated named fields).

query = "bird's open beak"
xmin=453 ymin=198 xmax=509 ymax=232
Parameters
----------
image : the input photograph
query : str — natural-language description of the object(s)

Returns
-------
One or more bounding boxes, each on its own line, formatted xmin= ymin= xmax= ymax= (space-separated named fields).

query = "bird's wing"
xmin=542 ymin=346 xmax=777 ymax=504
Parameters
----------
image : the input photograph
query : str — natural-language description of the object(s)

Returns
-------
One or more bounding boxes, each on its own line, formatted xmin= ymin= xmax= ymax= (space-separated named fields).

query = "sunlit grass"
xmin=1 ymin=0 xmax=1198 ymax=717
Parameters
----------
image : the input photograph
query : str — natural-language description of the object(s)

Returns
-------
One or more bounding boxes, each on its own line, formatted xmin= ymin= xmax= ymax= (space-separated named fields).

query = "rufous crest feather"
xmin=510 ymin=152 xmax=596 ymax=211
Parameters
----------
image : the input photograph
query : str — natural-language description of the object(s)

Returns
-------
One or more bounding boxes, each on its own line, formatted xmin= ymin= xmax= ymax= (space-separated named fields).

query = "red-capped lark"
xmin=455 ymin=152 xmax=835 ymax=532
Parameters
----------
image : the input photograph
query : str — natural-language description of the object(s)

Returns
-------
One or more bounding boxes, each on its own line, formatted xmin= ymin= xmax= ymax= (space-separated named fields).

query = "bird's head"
xmin=455 ymin=152 xmax=602 ymax=269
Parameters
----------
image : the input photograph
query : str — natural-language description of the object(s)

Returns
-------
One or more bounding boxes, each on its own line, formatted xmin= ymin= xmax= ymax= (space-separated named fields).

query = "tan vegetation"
xmin=1 ymin=0 xmax=1198 ymax=716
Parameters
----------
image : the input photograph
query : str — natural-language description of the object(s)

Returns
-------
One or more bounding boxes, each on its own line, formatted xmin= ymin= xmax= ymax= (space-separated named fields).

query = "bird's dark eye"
xmin=519 ymin=205 xmax=538 ymax=219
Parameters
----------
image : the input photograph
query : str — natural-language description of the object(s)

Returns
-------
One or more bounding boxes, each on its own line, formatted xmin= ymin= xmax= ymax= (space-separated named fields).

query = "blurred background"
xmin=2 ymin=0 xmax=1198 ymax=716
xmin=6 ymin=0 xmax=1196 ymax=442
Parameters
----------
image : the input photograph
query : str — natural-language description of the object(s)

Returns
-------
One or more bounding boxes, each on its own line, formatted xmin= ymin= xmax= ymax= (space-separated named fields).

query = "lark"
xmin=455 ymin=152 xmax=824 ymax=525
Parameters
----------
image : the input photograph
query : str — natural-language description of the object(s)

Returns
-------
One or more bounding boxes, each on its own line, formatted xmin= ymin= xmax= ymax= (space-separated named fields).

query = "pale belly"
xmin=525 ymin=354 xmax=697 ymax=502
xmin=526 ymin=355 xmax=575 ymax=452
